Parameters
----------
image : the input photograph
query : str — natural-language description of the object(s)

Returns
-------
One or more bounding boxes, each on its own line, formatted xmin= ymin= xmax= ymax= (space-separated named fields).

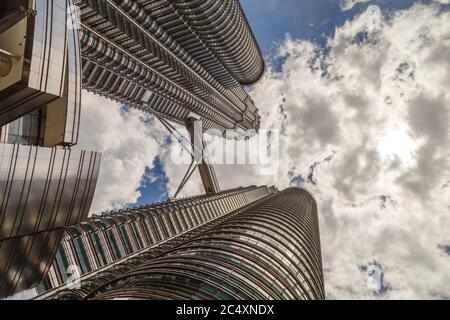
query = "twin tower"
xmin=0 ymin=0 xmax=324 ymax=299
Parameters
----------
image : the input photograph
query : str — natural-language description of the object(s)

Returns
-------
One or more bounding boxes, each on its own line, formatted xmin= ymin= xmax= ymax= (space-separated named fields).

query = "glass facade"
xmin=35 ymin=186 xmax=276 ymax=299
xmin=86 ymin=188 xmax=325 ymax=300
xmin=106 ymin=230 xmax=123 ymax=260
xmin=33 ymin=187 xmax=326 ymax=300
xmin=6 ymin=109 xmax=44 ymax=145
xmin=55 ymin=247 xmax=70 ymax=283
xmin=73 ymin=238 xmax=92 ymax=274
xmin=90 ymin=233 xmax=108 ymax=266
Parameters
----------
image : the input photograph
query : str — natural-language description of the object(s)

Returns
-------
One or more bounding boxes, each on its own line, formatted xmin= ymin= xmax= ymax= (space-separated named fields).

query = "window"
xmin=119 ymin=225 xmax=134 ymax=254
xmin=72 ymin=238 xmax=92 ymax=273
xmin=6 ymin=109 xmax=44 ymax=146
xmin=54 ymin=247 xmax=69 ymax=282
xmin=90 ymin=233 xmax=108 ymax=266
xmin=130 ymin=222 xmax=144 ymax=249
xmin=106 ymin=229 xmax=122 ymax=260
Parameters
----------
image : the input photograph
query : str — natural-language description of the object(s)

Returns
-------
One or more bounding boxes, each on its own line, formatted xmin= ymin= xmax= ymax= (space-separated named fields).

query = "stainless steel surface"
xmin=185 ymin=117 xmax=220 ymax=194
xmin=0 ymin=0 xmax=82 ymax=146
xmin=0 ymin=48 xmax=19 ymax=77
xmin=75 ymin=0 xmax=263 ymax=135
xmin=64 ymin=0 xmax=82 ymax=145
xmin=38 ymin=187 xmax=325 ymax=300
xmin=0 ymin=56 xmax=12 ymax=77
xmin=0 ymin=143 xmax=101 ymax=298
xmin=90 ymin=188 xmax=324 ymax=300
xmin=35 ymin=186 xmax=275 ymax=299
xmin=0 ymin=48 xmax=21 ymax=61
xmin=171 ymin=0 xmax=265 ymax=85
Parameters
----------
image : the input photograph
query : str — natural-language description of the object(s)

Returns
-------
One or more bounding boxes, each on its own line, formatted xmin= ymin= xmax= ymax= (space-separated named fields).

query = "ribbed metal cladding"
xmin=171 ymin=0 xmax=265 ymax=85
xmin=83 ymin=188 xmax=325 ymax=300
xmin=35 ymin=186 xmax=275 ymax=299
xmin=0 ymin=143 xmax=101 ymax=298
xmin=74 ymin=0 xmax=263 ymax=135
xmin=0 ymin=0 xmax=82 ymax=145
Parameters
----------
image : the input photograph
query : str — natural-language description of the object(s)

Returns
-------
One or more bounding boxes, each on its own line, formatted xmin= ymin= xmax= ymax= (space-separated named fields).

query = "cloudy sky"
xmin=76 ymin=0 xmax=450 ymax=299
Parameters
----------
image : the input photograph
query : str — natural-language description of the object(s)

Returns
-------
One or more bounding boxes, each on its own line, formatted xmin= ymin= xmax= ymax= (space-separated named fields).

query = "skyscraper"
xmin=0 ymin=0 xmax=101 ymax=298
xmin=35 ymin=187 xmax=324 ymax=300
xmin=0 ymin=0 xmax=265 ymax=298
xmin=76 ymin=0 xmax=264 ymax=136
xmin=36 ymin=185 xmax=275 ymax=296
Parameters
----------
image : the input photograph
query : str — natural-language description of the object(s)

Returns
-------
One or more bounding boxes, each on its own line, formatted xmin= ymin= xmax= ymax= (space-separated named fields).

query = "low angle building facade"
xmin=0 ymin=0 xmax=101 ymax=298
xmin=34 ymin=186 xmax=324 ymax=300
xmin=1 ymin=0 xmax=325 ymax=301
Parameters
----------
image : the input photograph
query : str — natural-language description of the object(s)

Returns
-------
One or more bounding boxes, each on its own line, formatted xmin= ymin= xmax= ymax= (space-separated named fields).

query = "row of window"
xmin=80 ymin=32 xmax=237 ymax=130
xmin=114 ymin=0 xmax=258 ymax=113
xmin=82 ymin=188 xmax=323 ymax=300
xmin=171 ymin=0 xmax=264 ymax=85
xmin=77 ymin=0 xmax=259 ymax=132
xmin=38 ymin=187 xmax=273 ymax=294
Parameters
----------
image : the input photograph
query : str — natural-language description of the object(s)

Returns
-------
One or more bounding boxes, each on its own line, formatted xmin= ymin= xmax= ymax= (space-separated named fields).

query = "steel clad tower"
xmin=76 ymin=0 xmax=264 ymax=135
xmin=0 ymin=0 xmax=101 ymax=298
xmin=33 ymin=187 xmax=325 ymax=300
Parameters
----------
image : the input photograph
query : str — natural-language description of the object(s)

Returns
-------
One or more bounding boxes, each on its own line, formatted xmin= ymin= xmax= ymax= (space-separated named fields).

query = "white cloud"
xmin=75 ymin=91 xmax=168 ymax=214
xmin=159 ymin=126 xmax=204 ymax=198
xmin=340 ymin=0 xmax=370 ymax=11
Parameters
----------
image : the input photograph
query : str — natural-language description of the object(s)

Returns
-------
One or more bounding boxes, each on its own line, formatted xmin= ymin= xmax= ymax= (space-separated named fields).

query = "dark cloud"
xmin=439 ymin=245 xmax=450 ymax=255
xmin=408 ymin=93 xmax=449 ymax=144
xmin=298 ymin=96 xmax=341 ymax=147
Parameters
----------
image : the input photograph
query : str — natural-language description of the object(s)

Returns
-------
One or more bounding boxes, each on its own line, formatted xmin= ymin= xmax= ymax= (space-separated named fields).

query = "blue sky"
xmin=133 ymin=157 xmax=169 ymax=206
xmin=241 ymin=0 xmax=430 ymax=54
xmin=132 ymin=0 xmax=431 ymax=208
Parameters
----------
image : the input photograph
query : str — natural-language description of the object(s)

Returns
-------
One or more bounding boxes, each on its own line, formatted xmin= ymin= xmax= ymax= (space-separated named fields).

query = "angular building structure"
xmin=0 ymin=0 xmax=82 ymax=144
xmin=34 ymin=187 xmax=324 ymax=300
xmin=76 ymin=0 xmax=264 ymax=136
xmin=0 ymin=0 xmax=101 ymax=298
xmin=37 ymin=185 xmax=275 ymax=295
xmin=0 ymin=143 xmax=100 ymax=298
